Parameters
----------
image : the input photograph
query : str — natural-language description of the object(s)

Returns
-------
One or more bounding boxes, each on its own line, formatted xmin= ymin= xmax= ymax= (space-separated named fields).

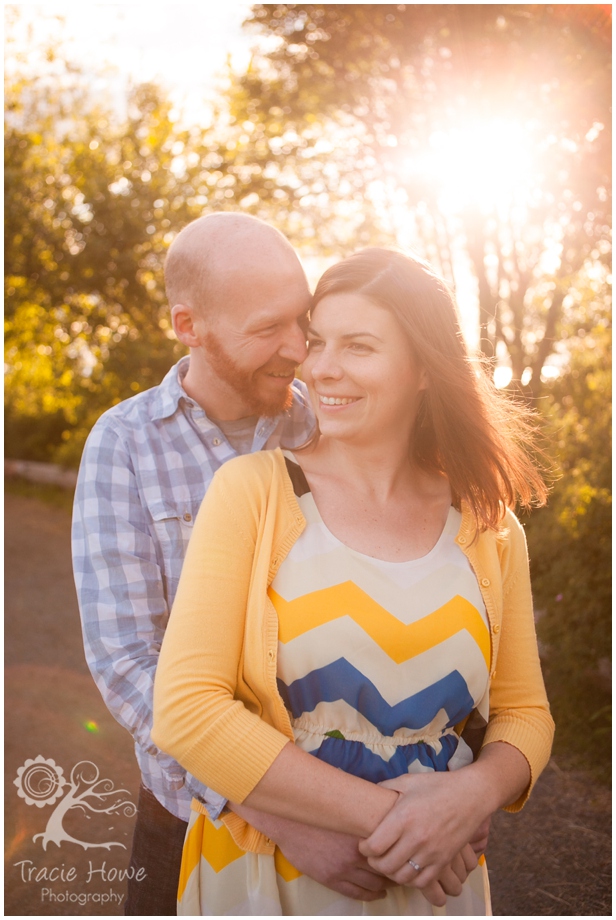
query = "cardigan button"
xmin=481 ymin=577 xmax=490 ymax=587
xmin=490 ymin=670 xmax=497 ymax=679
xmin=267 ymin=650 xmax=275 ymax=661
xmin=458 ymin=536 xmax=467 ymax=544
xmin=492 ymin=624 xmax=500 ymax=634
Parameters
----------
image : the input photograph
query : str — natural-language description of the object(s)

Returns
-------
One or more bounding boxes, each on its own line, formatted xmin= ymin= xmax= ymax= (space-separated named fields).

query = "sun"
xmin=403 ymin=118 xmax=537 ymax=217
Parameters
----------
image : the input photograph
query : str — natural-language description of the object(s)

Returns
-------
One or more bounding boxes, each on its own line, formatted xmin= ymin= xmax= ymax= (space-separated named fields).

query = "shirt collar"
xmin=150 ymin=356 xmax=192 ymax=421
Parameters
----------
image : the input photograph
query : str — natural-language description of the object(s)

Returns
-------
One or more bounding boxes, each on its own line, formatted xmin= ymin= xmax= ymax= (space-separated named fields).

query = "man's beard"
xmin=202 ymin=330 xmax=295 ymax=418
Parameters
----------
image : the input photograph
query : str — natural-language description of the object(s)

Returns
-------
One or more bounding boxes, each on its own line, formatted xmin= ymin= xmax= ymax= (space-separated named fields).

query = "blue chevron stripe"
xmin=304 ymin=732 xmax=460 ymax=782
xmin=277 ymin=658 xmax=475 ymax=732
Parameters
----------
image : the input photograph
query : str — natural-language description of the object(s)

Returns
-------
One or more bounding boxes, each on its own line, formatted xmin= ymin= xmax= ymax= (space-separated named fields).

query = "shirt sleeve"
xmin=72 ymin=418 xmax=180 ymax=760
xmin=71 ymin=416 xmax=226 ymax=813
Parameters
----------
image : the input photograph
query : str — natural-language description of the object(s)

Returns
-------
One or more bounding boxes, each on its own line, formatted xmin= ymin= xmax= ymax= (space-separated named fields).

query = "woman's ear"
xmin=171 ymin=303 xmax=202 ymax=348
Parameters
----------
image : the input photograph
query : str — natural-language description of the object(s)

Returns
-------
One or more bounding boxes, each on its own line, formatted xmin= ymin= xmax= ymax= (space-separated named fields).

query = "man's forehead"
xmin=214 ymin=254 xmax=300 ymax=289
xmin=238 ymin=299 xmax=310 ymax=330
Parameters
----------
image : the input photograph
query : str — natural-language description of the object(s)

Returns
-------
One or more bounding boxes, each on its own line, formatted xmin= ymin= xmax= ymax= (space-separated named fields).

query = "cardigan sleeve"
xmin=151 ymin=459 xmax=291 ymax=806
xmin=481 ymin=511 xmax=555 ymax=811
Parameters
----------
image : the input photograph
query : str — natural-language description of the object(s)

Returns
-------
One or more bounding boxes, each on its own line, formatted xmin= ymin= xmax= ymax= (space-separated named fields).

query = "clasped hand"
xmin=358 ymin=771 xmax=492 ymax=907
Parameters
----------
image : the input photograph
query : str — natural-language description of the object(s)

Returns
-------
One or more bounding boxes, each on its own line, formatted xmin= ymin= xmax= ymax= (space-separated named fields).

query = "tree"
xmin=4 ymin=36 xmax=278 ymax=465
xmin=231 ymin=4 xmax=611 ymax=392
xmin=523 ymin=272 xmax=611 ymax=776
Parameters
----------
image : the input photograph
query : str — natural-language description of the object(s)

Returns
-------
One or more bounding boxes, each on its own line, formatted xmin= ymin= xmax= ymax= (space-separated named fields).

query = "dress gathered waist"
xmin=291 ymin=712 xmax=459 ymax=748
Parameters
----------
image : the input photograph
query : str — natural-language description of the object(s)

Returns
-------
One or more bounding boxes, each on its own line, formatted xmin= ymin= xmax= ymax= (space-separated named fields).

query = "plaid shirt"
xmin=72 ymin=357 xmax=315 ymax=821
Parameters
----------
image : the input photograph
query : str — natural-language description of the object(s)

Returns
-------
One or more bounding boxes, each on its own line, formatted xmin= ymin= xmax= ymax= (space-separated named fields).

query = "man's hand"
xmin=229 ymin=802 xmax=394 ymax=901
xmin=275 ymin=823 xmax=478 ymax=908
xmin=274 ymin=822 xmax=397 ymax=901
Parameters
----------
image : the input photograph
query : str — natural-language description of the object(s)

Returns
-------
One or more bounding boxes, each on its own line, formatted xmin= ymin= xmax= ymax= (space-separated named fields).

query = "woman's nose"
xmin=310 ymin=347 xmax=343 ymax=380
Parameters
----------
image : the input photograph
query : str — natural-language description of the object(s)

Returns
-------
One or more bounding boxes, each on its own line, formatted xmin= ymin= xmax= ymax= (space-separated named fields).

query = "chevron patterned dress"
xmin=177 ymin=456 xmax=492 ymax=915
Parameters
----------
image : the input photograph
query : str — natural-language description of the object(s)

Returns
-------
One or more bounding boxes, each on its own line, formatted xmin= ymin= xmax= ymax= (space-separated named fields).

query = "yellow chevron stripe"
xmin=179 ymin=813 xmax=247 ymax=881
xmin=274 ymin=848 xmax=303 ymax=881
xmin=178 ymin=816 xmax=304 ymax=894
xmin=178 ymin=814 xmax=205 ymax=900
xmin=269 ymin=583 xmax=490 ymax=667
xmin=201 ymin=817 xmax=246 ymax=873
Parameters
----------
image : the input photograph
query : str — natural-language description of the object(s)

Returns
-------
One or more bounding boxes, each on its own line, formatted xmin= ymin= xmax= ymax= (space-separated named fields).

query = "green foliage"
xmin=524 ymin=288 xmax=611 ymax=779
xmin=237 ymin=4 xmax=611 ymax=389
xmin=4 ymin=50 xmax=263 ymax=465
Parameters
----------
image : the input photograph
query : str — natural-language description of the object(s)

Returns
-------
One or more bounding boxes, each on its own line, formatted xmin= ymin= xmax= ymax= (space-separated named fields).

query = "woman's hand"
xmin=359 ymin=770 xmax=487 ymax=888
xmin=469 ymin=816 xmax=491 ymax=856
xmin=359 ymin=743 xmax=530 ymax=889
xmin=419 ymin=845 xmax=479 ymax=906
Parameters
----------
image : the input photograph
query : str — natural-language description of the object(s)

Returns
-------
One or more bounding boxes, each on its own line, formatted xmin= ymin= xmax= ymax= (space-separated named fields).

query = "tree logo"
xmin=14 ymin=756 xmax=136 ymax=851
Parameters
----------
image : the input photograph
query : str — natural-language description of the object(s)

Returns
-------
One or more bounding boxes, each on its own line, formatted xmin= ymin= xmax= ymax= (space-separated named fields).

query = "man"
xmin=72 ymin=213 xmax=398 ymax=914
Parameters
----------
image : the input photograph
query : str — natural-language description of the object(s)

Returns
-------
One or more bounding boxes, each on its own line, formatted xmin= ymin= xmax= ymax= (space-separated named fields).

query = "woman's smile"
xmin=317 ymin=394 xmax=361 ymax=407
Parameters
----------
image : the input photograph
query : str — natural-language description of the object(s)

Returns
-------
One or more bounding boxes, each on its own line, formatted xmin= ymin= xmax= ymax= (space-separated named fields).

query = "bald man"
xmin=72 ymin=214 xmax=395 ymax=914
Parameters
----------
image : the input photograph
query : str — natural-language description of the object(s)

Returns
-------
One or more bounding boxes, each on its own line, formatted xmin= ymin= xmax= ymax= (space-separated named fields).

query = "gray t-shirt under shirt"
xmin=212 ymin=415 xmax=259 ymax=455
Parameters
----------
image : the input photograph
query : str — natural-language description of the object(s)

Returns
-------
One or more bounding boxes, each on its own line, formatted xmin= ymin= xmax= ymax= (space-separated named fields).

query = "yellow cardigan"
xmin=153 ymin=448 xmax=554 ymax=855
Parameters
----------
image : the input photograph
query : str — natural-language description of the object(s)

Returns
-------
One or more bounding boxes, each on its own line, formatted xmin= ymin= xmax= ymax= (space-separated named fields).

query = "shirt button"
xmin=481 ymin=577 xmax=490 ymax=587
xmin=183 ymin=513 xmax=192 ymax=522
xmin=492 ymin=624 xmax=501 ymax=634
xmin=212 ymin=438 xmax=221 ymax=447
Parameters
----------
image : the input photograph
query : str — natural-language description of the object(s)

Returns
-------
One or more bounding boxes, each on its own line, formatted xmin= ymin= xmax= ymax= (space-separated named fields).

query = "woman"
xmin=153 ymin=248 xmax=554 ymax=916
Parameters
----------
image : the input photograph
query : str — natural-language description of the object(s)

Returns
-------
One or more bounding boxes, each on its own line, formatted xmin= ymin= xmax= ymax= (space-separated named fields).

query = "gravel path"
xmin=4 ymin=489 xmax=611 ymax=916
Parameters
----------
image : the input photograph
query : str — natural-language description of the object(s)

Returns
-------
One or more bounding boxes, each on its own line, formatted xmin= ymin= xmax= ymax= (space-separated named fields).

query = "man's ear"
xmin=171 ymin=303 xmax=202 ymax=348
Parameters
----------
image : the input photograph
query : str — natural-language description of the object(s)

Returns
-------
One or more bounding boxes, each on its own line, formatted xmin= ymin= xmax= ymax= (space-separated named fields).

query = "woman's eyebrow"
xmin=307 ymin=326 xmax=383 ymax=342
xmin=339 ymin=332 xmax=383 ymax=342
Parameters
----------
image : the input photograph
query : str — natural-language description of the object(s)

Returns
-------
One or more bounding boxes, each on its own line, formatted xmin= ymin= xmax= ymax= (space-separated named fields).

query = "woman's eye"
xmin=349 ymin=342 xmax=372 ymax=353
xmin=307 ymin=338 xmax=324 ymax=350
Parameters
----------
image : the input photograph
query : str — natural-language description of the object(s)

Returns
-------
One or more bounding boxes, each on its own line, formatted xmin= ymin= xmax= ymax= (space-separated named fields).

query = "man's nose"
xmin=279 ymin=321 xmax=308 ymax=364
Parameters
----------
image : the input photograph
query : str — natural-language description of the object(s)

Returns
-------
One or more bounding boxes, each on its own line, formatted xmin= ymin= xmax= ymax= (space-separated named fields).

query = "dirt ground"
xmin=4 ymin=488 xmax=611 ymax=916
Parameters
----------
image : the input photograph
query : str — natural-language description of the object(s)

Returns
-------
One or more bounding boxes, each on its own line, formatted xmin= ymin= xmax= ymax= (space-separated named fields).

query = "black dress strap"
xmin=284 ymin=456 xmax=311 ymax=497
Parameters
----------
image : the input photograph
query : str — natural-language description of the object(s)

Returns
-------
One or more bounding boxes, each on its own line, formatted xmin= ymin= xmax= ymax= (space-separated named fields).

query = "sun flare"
xmin=404 ymin=119 xmax=536 ymax=216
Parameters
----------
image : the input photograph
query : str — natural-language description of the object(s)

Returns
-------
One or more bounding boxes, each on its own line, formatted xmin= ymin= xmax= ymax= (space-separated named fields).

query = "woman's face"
xmin=303 ymin=292 xmax=427 ymax=448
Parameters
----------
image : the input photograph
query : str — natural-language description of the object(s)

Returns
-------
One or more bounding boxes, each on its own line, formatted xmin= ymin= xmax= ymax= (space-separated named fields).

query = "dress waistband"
xmin=291 ymin=713 xmax=457 ymax=749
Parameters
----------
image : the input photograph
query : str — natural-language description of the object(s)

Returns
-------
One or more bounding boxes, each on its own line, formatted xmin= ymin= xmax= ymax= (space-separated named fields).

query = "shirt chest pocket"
xmin=149 ymin=500 xmax=203 ymax=605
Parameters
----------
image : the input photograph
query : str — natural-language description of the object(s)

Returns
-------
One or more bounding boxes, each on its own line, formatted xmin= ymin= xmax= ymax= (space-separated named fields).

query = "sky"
xmin=5 ymin=3 xmax=255 ymax=123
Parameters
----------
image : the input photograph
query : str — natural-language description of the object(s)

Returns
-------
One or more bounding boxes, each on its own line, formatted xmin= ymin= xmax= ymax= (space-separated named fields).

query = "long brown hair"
xmin=311 ymin=248 xmax=548 ymax=531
